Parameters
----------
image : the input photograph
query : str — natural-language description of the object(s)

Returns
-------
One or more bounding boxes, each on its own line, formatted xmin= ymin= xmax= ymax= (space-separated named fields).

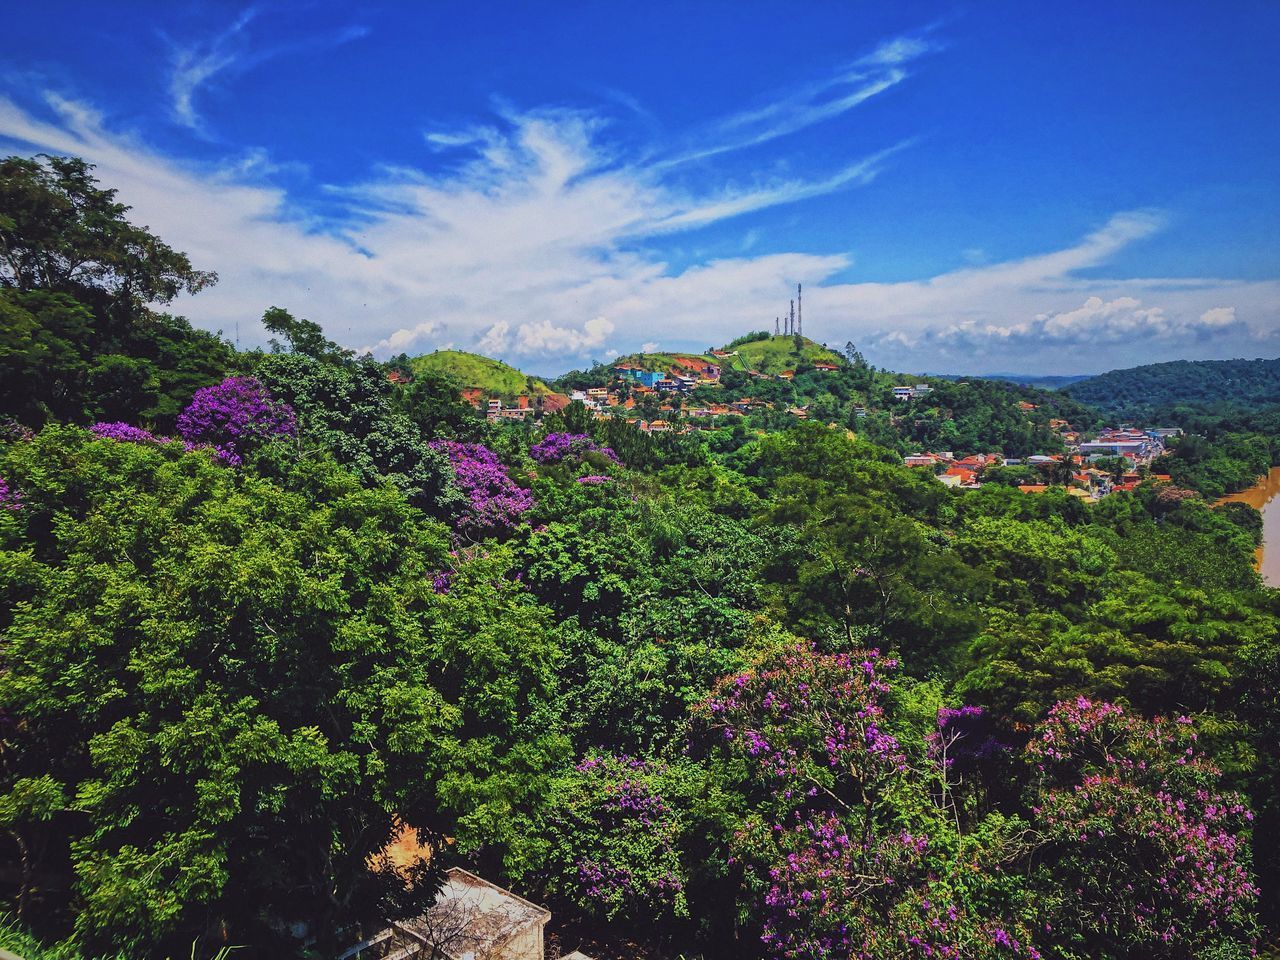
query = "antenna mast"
xmin=789 ymin=299 xmax=795 ymax=335
xmin=797 ymin=283 xmax=802 ymax=337
xmin=775 ymin=316 xmax=780 ymax=335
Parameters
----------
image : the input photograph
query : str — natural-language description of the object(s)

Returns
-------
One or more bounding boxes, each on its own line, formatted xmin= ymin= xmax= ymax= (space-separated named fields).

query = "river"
xmin=1217 ymin=466 xmax=1280 ymax=587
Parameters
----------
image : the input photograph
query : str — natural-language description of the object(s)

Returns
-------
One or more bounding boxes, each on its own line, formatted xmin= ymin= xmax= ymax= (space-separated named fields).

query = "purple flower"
xmin=530 ymin=432 xmax=622 ymax=466
xmin=429 ymin=440 xmax=533 ymax=536
xmin=91 ymin=422 xmax=163 ymax=445
xmin=576 ymin=474 xmax=611 ymax=485
xmin=0 ymin=475 xmax=22 ymax=512
xmin=176 ymin=376 xmax=296 ymax=465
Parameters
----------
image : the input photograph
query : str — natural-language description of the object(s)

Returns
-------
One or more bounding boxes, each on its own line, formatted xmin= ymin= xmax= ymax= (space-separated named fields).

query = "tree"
xmin=0 ymin=156 xmax=231 ymax=428
xmin=0 ymin=427 xmax=569 ymax=955
xmin=252 ymin=353 xmax=459 ymax=514
xmin=261 ymin=306 xmax=353 ymax=364
xmin=0 ymin=155 xmax=216 ymax=314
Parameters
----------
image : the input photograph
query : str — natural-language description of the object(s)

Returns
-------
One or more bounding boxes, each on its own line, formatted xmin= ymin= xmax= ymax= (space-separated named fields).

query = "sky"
xmin=2 ymin=2 xmax=1278 ymax=376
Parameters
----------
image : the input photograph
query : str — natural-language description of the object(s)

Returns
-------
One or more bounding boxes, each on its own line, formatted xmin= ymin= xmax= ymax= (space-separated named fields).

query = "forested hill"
xmin=1065 ymin=356 xmax=1280 ymax=416
xmin=404 ymin=349 xmax=553 ymax=398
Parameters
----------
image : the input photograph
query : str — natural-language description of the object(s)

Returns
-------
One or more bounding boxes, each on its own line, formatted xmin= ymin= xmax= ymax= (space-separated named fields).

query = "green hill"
xmin=609 ymin=336 xmax=844 ymax=377
xmin=730 ymin=335 xmax=845 ymax=375
xmin=407 ymin=350 xmax=553 ymax=397
xmin=1064 ymin=357 xmax=1280 ymax=416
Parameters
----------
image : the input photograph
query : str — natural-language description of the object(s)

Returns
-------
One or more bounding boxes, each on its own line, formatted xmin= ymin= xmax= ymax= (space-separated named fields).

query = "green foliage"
xmin=251 ymin=352 xmax=460 ymax=513
xmin=0 ymin=156 xmax=233 ymax=428
xmin=0 ymin=427 xmax=562 ymax=952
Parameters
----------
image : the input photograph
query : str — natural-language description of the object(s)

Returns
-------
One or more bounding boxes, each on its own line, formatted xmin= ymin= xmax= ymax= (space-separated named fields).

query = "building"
xmin=351 ymin=868 xmax=551 ymax=960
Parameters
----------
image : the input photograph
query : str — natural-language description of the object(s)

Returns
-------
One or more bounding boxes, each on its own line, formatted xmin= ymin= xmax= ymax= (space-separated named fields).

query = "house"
xmin=778 ymin=370 xmax=795 ymax=381
xmin=1017 ymin=401 xmax=1038 ymax=411
xmin=617 ymin=369 xmax=665 ymax=388
xmin=354 ymin=867 xmax=550 ymax=960
xmin=653 ymin=378 xmax=678 ymax=391
xmin=904 ymin=454 xmax=940 ymax=468
xmin=387 ymin=369 xmax=411 ymax=385
xmin=813 ymin=363 xmax=839 ymax=372
xmin=943 ymin=466 xmax=978 ymax=485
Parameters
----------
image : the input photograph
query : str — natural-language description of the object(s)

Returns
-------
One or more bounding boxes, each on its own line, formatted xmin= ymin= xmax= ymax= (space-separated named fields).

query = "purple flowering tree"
xmin=176 ymin=376 xmax=297 ymax=466
xmin=530 ymin=432 xmax=621 ymax=466
xmin=699 ymin=642 xmax=1041 ymax=959
xmin=1027 ymin=698 xmax=1258 ymax=953
xmin=429 ymin=441 xmax=533 ymax=538
xmin=538 ymin=752 xmax=689 ymax=924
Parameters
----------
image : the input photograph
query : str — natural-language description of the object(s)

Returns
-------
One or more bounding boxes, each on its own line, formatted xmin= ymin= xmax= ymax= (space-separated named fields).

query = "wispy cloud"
xmin=165 ymin=9 xmax=370 ymax=133
xmin=659 ymin=32 xmax=939 ymax=169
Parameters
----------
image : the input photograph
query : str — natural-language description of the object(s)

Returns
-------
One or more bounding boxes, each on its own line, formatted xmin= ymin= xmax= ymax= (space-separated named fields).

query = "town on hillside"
xmin=392 ymin=327 xmax=1180 ymax=500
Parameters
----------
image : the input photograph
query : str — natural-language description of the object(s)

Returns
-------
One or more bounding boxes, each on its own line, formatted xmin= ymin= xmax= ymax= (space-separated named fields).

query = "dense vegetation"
xmin=3 ymin=155 xmax=1280 ymax=960
xmin=1066 ymin=357 xmax=1280 ymax=418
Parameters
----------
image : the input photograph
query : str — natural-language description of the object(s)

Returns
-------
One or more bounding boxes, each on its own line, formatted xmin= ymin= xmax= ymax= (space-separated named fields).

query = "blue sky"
xmin=3 ymin=2 xmax=1278 ymax=375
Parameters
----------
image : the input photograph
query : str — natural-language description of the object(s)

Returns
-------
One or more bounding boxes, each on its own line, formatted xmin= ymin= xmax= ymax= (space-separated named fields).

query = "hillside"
xmin=1065 ymin=356 xmax=1280 ymax=415
xmin=730 ymin=334 xmax=845 ymax=374
xmin=408 ymin=350 xmax=553 ymax=397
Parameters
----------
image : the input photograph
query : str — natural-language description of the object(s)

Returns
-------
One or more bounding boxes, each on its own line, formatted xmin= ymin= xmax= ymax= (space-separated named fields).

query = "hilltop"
xmin=407 ymin=350 xmax=554 ymax=398
xmin=727 ymin=334 xmax=845 ymax=375
xmin=1065 ymin=356 xmax=1280 ymax=416
xmin=606 ymin=334 xmax=845 ymax=378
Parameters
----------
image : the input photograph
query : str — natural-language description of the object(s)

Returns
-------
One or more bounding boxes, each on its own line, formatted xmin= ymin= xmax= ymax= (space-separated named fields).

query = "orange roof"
xmin=1017 ymin=484 xmax=1049 ymax=493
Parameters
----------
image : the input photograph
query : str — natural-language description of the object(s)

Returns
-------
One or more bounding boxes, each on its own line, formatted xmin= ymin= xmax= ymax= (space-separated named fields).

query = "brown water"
xmin=1218 ymin=466 xmax=1280 ymax=587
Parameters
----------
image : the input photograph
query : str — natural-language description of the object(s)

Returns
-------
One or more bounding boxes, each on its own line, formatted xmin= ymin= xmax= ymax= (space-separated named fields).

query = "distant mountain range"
xmin=1064 ymin=356 xmax=1280 ymax=415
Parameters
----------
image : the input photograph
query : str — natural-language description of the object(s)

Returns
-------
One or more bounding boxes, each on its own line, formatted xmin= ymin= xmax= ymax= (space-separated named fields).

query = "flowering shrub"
xmin=0 ymin=475 xmax=22 ymax=511
xmin=1027 ymin=698 xmax=1258 ymax=954
xmin=539 ymin=752 xmax=689 ymax=923
xmin=176 ymin=376 xmax=296 ymax=466
xmin=575 ymin=474 xmax=611 ymax=485
xmin=428 ymin=441 xmax=533 ymax=537
xmin=90 ymin=422 xmax=164 ymax=445
xmin=700 ymin=643 xmax=1041 ymax=960
xmin=530 ymin=432 xmax=620 ymax=466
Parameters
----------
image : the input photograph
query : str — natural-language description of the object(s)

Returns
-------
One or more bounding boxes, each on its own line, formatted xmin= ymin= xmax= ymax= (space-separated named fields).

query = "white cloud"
xmin=165 ymin=10 xmax=370 ymax=132
xmin=1 ymin=47 xmax=1276 ymax=377
xmin=0 ymin=87 xmax=891 ymax=369
xmin=640 ymin=342 xmax=660 ymax=353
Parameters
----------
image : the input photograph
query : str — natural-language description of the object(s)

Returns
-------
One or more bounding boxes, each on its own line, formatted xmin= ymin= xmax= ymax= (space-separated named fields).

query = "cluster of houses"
xmin=902 ymin=426 xmax=1180 ymax=499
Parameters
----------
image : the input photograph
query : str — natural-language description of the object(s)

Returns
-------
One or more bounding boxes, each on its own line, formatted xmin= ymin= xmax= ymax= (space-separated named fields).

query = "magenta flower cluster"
xmin=1027 ymin=697 xmax=1258 ymax=947
xmin=176 ymin=376 xmax=297 ymax=466
xmin=530 ymin=432 xmax=620 ymax=465
xmin=429 ymin=441 xmax=533 ymax=537
xmin=0 ymin=475 xmax=22 ymax=512
xmin=91 ymin=422 xmax=164 ymax=445
xmin=926 ymin=704 xmax=1007 ymax=772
